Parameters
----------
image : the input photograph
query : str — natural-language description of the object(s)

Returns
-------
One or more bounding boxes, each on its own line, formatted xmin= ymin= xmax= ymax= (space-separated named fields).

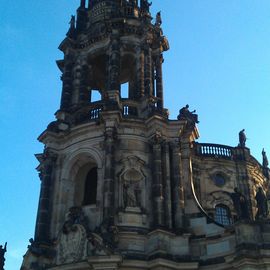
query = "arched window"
xmin=214 ymin=204 xmax=232 ymax=226
xmin=83 ymin=167 xmax=97 ymax=205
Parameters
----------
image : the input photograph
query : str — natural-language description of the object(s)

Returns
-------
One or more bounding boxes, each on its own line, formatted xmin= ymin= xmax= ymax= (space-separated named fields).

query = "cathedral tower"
xmin=22 ymin=1 xmax=270 ymax=269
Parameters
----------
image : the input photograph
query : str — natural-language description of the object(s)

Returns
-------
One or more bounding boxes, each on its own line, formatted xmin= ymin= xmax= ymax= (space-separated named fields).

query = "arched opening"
xmin=120 ymin=53 xmax=136 ymax=99
xmin=121 ymin=82 xmax=129 ymax=99
xmin=83 ymin=167 xmax=98 ymax=205
xmin=74 ymin=162 xmax=98 ymax=207
xmin=91 ymin=90 xmax=102 ymax=102
xmin=214 ymin=204 xmax=232 ymax=226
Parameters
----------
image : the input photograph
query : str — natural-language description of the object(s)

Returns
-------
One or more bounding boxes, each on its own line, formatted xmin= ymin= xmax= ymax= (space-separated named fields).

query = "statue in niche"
xmin=255 ymin=187 xmax=268 ymax=220
xmin=177 ymin=104 xmax=199 ymax=124
xmin=0 ymin=242 xmax=7 ymax=270
xmin=123 ymin=180 xmax=141 ymax=208
xmin=238 ymin=129 xmax=246 ymax=148
xmin=229 ymin=188 xmax=249 ymax=220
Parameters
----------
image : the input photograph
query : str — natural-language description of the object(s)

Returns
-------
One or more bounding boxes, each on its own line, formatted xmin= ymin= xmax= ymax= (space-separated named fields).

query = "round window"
xmin=213 ymin=173 xmax=226 ymax=187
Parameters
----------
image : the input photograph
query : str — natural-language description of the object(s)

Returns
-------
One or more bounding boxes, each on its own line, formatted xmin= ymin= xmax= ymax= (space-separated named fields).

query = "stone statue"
xmin=262 ymin=148 xmax=269 ymax=168
xmin=238 ymin=129 xmax=246 ymax=148
xmin=255 ymin=187 xmax=268 ymax=220
xmin=63 ymin=207 xmax=88 ymax=234
xmin=155 ymin=11 xmax=162 ymax=26
xmin=0 ymin=242 xmax=7 ymax=270
xmin=69 ymin=15 xmax=75 ymax=29
xmin=123 ymin=181 xmax=138 ymax=207
xmin=66 ymin=15 xmax=76 ymax=38
xmin=177 ymin=104 xmax=199 ymax=124
xmin=229 ymin=188 xmax=249 ymax=220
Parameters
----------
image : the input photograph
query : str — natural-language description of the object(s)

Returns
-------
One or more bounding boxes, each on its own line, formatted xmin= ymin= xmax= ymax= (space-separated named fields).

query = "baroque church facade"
xmin=21 ymin=1 xmax=270 ymax=269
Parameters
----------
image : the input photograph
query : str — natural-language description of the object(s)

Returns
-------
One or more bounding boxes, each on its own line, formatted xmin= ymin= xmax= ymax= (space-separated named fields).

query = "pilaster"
xmin=151 ymin=132 xmax=165 ymax=227
xmin=35 ymin=149 xmax=57 ymax=244
xmin=170 ymin=141 xmax=184 ymax=230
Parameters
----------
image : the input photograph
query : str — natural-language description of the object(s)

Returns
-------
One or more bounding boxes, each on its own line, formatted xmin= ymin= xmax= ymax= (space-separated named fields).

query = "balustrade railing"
xmin=90 ymin=107 xmax=102 ymax=119
xmin=73 ymin=100 xmax=141 ymax=125
xmin=196 ymin=143 xmax=233 ymax=159
xmin=122 ymin=104 xmax=138 ymax=117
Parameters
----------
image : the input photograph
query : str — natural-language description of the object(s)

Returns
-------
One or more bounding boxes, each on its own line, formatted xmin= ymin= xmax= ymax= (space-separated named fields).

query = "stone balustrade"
xmin=196 ymin=143 xmax=233 ymax=159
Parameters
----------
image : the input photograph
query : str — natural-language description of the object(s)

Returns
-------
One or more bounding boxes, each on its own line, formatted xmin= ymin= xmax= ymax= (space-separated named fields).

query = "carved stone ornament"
xmin=88 ymin=232 xmax=116 ymax=256
xmin=58 ymin=224 xmax=87 ymax=264
xmin=57 ymin=207 xmax=88 ymax=265
xmin=151 ymin=130 xmax=164 ymax=145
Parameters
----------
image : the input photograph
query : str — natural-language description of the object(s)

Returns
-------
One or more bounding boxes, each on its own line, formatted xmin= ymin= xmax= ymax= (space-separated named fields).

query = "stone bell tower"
xmin=21 ymin=0 xmax=270 ymax=269
xmin=21 ymin=0 xmax=198 ymax=269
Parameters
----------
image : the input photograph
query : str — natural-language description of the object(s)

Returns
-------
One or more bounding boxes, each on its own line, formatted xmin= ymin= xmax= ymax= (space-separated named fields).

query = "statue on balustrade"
xmin=226 ymin=188 xmax=249 ymax=220
xmin=262 ymin=148 xmax=269 ymax=168
xmin=177 ymin=104 xmax=199 ymax=125
xmin=238 ymin=129 xmax=246 ymax=148
xmin=255 ymin=187 xmax=268 ymax=220
xmin=0 ymin=242 xmax=7 ymax=270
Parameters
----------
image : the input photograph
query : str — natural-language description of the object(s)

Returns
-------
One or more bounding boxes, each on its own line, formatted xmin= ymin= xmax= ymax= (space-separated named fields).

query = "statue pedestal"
xmin=117 ymin=208 xmax=148 ymax=228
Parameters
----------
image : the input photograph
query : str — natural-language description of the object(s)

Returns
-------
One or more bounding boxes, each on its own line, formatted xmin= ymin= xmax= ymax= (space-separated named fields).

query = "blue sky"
xmin=1 ymin=1 xmax=270 ymax=269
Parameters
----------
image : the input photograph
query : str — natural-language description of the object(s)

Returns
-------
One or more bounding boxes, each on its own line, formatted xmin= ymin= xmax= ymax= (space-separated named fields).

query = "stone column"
xmin=144 ymin=43 xmax=153 ymax=97
xmin=140 ymin=50 xmax=145 ymax=98
xmin=170 ymin=141 xmax=184 ymax=229
xmin=155 ymin=54 xmax=164 ymax=109
xmin=152 ymin=132 xmax=165 ymax=227
xmin=136 ymin=46 xmax=145 ymax=98
xmin=107 ymin=34 xmax=121 ymax=104
xmin=34 ymin=149 xmax=57 ymax=243
xmin=80 ymin=0 xmax=86 ymax=7
xmin=72 ymin=58 xmax=84 ymax=106
xmin=79 ymin=59 xmax=90 ymax=106
xmin=162 ymin=142 xmax=172 ymax=228
xmin=180 ymin=138 xmax=199 ymax=218
xmin=103 ymin=128 xmax=116 ymax=220
xmin=60 ymin=63 xmax=73 ymax=110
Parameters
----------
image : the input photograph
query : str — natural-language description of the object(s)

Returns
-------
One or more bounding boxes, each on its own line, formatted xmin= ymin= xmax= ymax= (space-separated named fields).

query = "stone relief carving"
xmin=58 ymin=224 xmax=87 ymax=264
xmin=57 ymin=207 xmax=88 ymax=265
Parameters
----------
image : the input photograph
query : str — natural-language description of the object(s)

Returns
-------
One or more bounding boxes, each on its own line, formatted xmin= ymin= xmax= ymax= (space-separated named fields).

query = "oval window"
xmin=213 ymin=173 xmax=226 ymax=187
